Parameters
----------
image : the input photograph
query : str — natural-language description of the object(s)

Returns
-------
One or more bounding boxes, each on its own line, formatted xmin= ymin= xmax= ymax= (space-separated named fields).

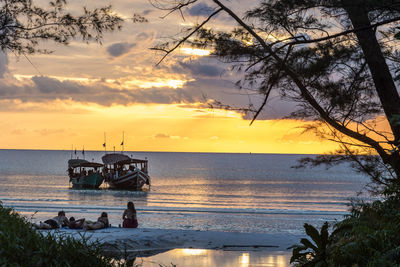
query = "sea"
xmin=0 ymin=149 xmax=370 ymax=235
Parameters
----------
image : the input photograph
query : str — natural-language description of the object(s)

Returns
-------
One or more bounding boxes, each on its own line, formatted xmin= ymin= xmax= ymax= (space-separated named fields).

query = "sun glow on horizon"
xmin=0 ymin=100 xmax=341 ymax=154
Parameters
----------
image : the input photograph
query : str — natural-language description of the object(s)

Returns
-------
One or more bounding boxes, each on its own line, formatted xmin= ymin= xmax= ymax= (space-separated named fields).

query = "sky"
xmin=0 ymin=0 xmax=342 ymax=153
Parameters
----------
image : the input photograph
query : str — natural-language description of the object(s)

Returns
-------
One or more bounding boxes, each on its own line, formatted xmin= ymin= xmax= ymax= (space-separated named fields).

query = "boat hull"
xmin=106 ymin=170 xmax=149 ymax=190
xmin=70 ymin=173 xmax=104 ymax=189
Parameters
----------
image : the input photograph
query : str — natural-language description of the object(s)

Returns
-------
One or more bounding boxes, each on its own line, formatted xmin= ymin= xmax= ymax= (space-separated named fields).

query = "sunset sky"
xmin=0 ymin=0 xmax=341 ymax=154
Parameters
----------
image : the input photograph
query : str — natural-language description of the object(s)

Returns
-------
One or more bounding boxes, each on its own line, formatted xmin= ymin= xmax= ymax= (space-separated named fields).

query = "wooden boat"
xmin=67 ymin=159 xmax=104 ymax=189
xmin=101 ymin=153 xmax=150 ymax=190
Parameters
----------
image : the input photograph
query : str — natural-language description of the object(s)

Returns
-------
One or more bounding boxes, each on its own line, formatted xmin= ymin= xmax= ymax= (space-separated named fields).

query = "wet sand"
xmin=43 ymin=227 xmax=300 ymax=265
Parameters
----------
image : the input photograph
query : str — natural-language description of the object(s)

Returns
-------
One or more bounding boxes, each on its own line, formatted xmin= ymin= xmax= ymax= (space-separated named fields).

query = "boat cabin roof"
xmin=102 ymin=153 xmax=147 ymax=165
xmin=68 ymin=159 xmax=103 ymax=168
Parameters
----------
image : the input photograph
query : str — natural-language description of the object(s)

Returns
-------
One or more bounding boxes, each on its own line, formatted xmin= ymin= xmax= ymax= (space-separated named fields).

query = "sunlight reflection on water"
xmin=140 ymin=249 xmax=291 ymax=267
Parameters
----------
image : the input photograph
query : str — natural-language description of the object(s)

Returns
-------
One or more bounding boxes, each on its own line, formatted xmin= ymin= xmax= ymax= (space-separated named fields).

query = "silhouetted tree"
xmin=152 ymin=0 xmax=400 ymax=196
xmin=0 ymin=0 xmax=123 ymax=54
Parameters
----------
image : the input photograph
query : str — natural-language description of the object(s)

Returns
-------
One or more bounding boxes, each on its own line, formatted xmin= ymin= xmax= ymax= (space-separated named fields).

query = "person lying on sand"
xmin=84 ymin=212 xmax=109 ymax=230
xmin=68 ymin=217 xmax=85 ymax=229
xmin=122 ymin=201 xmax=138 ymax=228
xmin=33 ymin=211 xmax=69 ymax=229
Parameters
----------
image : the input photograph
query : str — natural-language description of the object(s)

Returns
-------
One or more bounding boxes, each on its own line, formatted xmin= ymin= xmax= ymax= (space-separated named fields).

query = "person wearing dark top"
xmin=33 ymin=211 xmax=69 ymax=229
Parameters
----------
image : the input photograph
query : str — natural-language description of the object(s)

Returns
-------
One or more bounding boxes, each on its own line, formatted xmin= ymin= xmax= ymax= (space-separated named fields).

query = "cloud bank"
xmin=187 ymin=2 xmax=215 ymax=17
xmin=106 ymin=42 xmax=136 ymax=57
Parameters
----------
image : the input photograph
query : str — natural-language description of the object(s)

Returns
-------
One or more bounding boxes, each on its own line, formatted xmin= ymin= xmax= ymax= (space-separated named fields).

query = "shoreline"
xmin=43 ymin=227 xmax=302 ymax=259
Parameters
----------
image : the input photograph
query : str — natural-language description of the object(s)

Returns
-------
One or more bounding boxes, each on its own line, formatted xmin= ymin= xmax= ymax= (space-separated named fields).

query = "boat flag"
xmin=121 ymin=131 xmax=125 ymax=153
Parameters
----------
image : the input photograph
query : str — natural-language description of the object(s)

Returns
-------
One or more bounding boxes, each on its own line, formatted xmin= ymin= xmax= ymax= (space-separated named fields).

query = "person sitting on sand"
xmin=68 ymin=217 xmax=85 ymax=229
xmin=53 ymin=211 xmax=69 ymax=226
xmin=34 ymin=211 xmax=69 ymax=229
xmin=122 ymin=201 xmax=138 ymax=228
xmin=84 ymin=212 xmax=109 ymax=230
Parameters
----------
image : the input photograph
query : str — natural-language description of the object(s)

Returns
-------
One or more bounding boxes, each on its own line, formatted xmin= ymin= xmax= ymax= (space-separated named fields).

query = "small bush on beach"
xmin=0 ymin=202 xmax=112 ymax=267
xmin=291 ymin=197 xmax=400 ymax=266
xmin=289 ymin=222 xmax=329 ymax=266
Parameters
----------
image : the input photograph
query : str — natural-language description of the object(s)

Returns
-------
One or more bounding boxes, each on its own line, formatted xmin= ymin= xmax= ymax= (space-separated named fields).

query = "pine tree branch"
xmin=211 ymin=0 xmax=390 ymax=163
xmin=150 ymin=7 xmax=222 ymax=65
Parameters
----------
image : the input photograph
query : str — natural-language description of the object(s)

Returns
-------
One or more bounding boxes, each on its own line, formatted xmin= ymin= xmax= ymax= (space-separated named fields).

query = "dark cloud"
xmin=32 ymin=76 xmax=86 ymax=94
xmin=136 ymin=32 xmax=150 ymax=41
xmin=188 ymin=3 xmax=215 ymax=17
xmin=184 ymin=77 xmax=299 ymax=120
xmin=0 ymin=69 xmax=298 ymax=119
xmin=142 ymin=9 xmax=152 ymax=15
xmin=169 ymin=56 xmax=299 ymax=120
xmin=106 ymin=42 xmax=136 ymax=57
xmin=241 ymin=97 xmax=298 ymax=120
xmin=0 ymin=75 xmax=203 ymax=106
xmin=176 ymin=62 xmax=223 ymax=77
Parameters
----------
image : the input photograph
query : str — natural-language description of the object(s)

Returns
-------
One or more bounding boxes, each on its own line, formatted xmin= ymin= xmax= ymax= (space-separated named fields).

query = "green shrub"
xmin=289 ymin=222 xmax=330 ymax=267
xmin=291 ymin=197 xmax=400 ymax=266
xmin=329 ymin=198 xmax=400 ymax=266
xmin=0 ymin=202 xmax=113 ymax=267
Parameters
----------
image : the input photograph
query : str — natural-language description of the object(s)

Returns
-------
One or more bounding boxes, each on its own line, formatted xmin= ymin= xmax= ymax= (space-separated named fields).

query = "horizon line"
xmin=0 ymin=148 xmax=331 ymax=155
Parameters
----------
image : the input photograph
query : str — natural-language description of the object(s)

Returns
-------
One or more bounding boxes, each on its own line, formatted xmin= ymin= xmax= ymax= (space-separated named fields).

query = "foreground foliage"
xmin=0 ymin=202 xmax=112 ymax=267
xmin=0 ymin=0 xmax=123 ymax=54
xmin=291 ymin=197 xmax=400 ymax=266
xmin=289 ymin=222 xmax=329 ymax=266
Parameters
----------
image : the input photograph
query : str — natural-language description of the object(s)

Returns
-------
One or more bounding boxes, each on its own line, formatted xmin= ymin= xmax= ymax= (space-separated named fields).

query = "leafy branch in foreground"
xmin=0 ymin=0 xmax=124 ymax=54
xmin=289 ymin=222 xmax=330 ymax=267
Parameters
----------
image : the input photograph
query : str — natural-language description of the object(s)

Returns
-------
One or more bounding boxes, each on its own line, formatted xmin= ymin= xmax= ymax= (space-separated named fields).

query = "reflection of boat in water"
xmin=101 ymin=153 xmax=150 ymax=190
xmin=67 ymin=159 xmax=104 ymax=189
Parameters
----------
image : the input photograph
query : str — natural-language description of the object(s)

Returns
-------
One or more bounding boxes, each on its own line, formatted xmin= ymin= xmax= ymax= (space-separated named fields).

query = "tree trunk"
xmin=344 ymin=3 xmax=400 ymax=177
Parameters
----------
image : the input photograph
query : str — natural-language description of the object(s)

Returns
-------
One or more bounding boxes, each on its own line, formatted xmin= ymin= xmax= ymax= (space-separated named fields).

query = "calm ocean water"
xmin=0 ymin=150 xmax=370 ymax=234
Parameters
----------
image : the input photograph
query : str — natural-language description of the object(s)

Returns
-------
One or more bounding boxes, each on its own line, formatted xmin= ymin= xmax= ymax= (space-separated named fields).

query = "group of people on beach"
xmin=33 ymin=201 xmax=138 ymax=230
